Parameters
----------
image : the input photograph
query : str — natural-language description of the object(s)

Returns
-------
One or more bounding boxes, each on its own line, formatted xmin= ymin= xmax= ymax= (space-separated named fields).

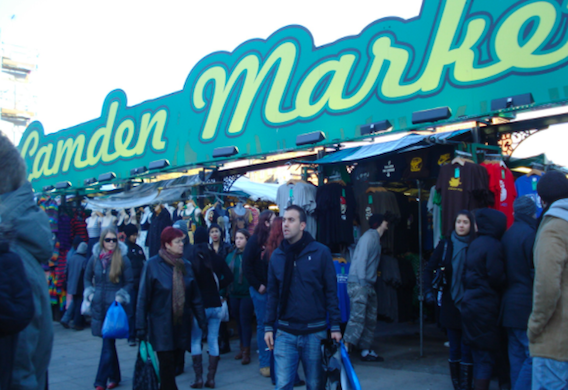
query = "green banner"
xmin=19 ymin=0 xmax=568 ymax=192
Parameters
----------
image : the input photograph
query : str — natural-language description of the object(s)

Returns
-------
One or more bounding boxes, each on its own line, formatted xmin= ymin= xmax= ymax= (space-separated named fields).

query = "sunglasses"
xmin=104 ymin=238 xmax=118 ymax=243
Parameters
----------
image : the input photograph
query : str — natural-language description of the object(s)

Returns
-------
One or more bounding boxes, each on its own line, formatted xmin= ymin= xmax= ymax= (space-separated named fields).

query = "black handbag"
xmin=431 ymin=242 xmax=448 ymax=292
xmin=133 ymin=341 xmax=159 ymax=390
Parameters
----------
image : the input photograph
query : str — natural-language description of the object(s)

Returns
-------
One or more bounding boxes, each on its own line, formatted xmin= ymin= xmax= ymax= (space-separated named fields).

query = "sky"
xmin=0 ymin=0 xmax=566 ymax=166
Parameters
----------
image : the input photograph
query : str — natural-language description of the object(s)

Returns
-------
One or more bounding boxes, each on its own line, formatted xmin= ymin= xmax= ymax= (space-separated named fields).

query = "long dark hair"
xmin=254 ymin=210 xmax=275 ymax=246
xmin=452 ymin=210 xmax=476 ymax=243
xmin=263 ymin=217 xmax=283 ymax=261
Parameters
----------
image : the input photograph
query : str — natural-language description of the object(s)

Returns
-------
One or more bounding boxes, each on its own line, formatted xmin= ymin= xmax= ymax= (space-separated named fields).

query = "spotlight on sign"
xmin=98 ymin=172 xmax=116 ymax=182
xmin=360 ymin=120 xmax=392 ymax=136
xmin=43 ymin=185 xmax=55 ymax=192
xmin=84 ymin=177 xmax=98 ymax=186
xmin=55 ymin=181 xmax=72 ymax=190
xmin=296 ymin=131 xmax=326 ymax=146
xmin=212 ymin=146 xmax=239 ymax=158
xmin=412 ymin=107 xmax=452 ymax=124
xmin=490 ymin=93 xmax=534 ymax=111
xmin=130 ymin=166 xmax=148 ymax=176
xmin=149 ymin=159 xmax=170 ymax=170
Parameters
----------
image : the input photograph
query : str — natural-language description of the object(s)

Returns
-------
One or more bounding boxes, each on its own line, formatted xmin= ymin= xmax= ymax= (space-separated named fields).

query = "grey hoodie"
xmin=545 ymin=198 xmax=568 ymax=222
xmin=348 ymin=229 xmax=382 ymax=286
xmin=0 ymin=182 xmax=54 ymax=390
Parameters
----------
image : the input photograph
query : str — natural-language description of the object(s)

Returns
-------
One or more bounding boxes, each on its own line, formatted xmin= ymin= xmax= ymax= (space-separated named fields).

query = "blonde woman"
xmin=84 ymin=228 xmax=133 ymax=390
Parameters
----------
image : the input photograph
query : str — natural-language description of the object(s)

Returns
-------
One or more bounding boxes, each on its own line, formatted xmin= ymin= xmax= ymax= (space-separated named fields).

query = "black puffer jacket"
xmin=136 ymin=254 xmax=207 ymax=352
xmin=461 ymin=208 xmax=507 ymax=350
xmin=146 ymin=209 xmax=172 ymax=258
xmin=126 ymin=240 xmax=146 ymax=289
xmin=501 ymin=213 xmax=537 ymax=329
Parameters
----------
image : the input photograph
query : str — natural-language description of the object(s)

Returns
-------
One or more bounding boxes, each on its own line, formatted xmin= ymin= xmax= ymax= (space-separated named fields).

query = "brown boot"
xmin=204 ymin=355 xmax=220 ymax=388
xmin=241 ymin=347 xmax=251 ymax=365
xmin=234 ymin=344 xmax=243 ymax=360
xmin=190 ymin=355 xmax=203 ymax=388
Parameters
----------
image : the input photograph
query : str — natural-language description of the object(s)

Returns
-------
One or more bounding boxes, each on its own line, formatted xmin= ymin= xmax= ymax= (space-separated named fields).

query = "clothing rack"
xmin=454 ymin=150 xmax=473 ymax=158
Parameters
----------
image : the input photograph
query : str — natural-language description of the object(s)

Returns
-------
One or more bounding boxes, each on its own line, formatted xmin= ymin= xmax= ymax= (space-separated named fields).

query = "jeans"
xmin=94 ymin=338 xmax=121 ymax=387
xmin=274 ymin=329 xmax=326 ymax=390
xmin=191 ymin=307 xmax=222 ymax=356
xmin=157 ymin=350 xmax=178 ymax=390
xmin=447 ymin=328 xmax=472 ymax=363
xmin=250 ymin=286 xmax=270 ymax=368
xmin=471 ymin=347 xmax=495 ymax=380
xmin=270 ymin=322 xmax=303 ymax=386
xmin=229 ymin=296 xmax=254 ymax=348
xmin=532 ymin=357 xmax=568 ymax=390
xmin=72 ymin=294 xmax=85 ymax=328
xmin=507 ymin=328 xmax=532 ymax=390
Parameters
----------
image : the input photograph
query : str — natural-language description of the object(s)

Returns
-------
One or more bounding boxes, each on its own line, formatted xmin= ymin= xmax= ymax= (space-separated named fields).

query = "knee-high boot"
xmin=204 ymin=355 xmax=220 ymax=388
xmin=459 ymin=363 xmax=473 ymax=390
xmin=190 ymin=355 xmax=203 ymax=389
xmin=449 ymin=360 xmax=461 ymax=390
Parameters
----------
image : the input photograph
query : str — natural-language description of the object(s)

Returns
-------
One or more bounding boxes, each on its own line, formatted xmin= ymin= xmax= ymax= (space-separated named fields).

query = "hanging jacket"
xmin=501 ymin=213 xmax=537 ymax=329
xmin=461 ymin=208 xmax=507 ymax=350
xmin=136 ymin=254 xmax=207 ymax=352
xmin=1 ymin=182 xmax=54 ymax=390
xmin=84 ymin=242 xmax=133 ymax=337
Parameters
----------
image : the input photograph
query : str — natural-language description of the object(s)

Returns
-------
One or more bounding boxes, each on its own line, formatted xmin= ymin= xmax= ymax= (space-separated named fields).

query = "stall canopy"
xmin=232 ymin=176 xmax=279 ymax=202
xmin=311 ymin=130 xmax=470 ymax=165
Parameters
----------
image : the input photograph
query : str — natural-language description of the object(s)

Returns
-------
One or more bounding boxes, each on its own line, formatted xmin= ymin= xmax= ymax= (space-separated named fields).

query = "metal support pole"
xmin=417 ymin=179 xmax=424 ymax=357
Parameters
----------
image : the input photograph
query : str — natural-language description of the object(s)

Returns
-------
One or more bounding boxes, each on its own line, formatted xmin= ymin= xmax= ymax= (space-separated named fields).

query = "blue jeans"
xmin=270 ymin=322 xmax=303 ymax=386
xmin=94 ymin=338 xmax=121 ymax=387
xmin=250 ymin=286 xmax=270 ymax=368
xmin=507 ymin=328 xmax=532 ymax=390
xmin=471 ymin=348 xmax=495 ymax=380
xmin=191 ymin=307 xmax=222 ymax=356
xmin=229 ymin=296 xmax=254 ymax=348
xmin=532 ymin=357 xmax=568 ymax=390
xmin=274 ymin=329 xmax=326 ymax=390
xmin=447 ymin=328 xmax=473 ymax=363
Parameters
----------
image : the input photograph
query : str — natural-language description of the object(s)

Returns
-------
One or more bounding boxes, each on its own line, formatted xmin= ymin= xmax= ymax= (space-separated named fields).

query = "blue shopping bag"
xmin=102 ymin=301 xmax=129 ymax=339
xmin=340 ymin=342 xmax=362 ymax=390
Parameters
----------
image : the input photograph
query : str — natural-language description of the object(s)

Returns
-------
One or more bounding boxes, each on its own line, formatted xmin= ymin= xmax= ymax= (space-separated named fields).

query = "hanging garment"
xmin=38 ymin=196 xmax=59 ymax=232
xmin=375 ymin=255 xmax=402 ymax=323
xmin=515 ymin=175 xmax=543 ymax=217
xmin=436 ymin=162 xmax=493 ymax=237
xmin=70 ymin=211 xmax=89 ymax=242
xmin=356 ymin=190 xmax=400 ymax=253
xmin=333 ymin=260 xmax=351 ymax=323
xmin=315 ymin=183 xmax=356 ymax=248
xmin=481 ymin=162 xmax=517 ymax=228
xmin=427 ymin=186 xmax=442 ymax=248
xmin=276 ymin=181 xmax=318 ymax=237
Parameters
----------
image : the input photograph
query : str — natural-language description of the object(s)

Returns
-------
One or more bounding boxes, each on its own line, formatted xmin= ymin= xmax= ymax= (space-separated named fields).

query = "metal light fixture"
xmin=130 ymin=166 xmax=148 ymax=176
xmin=360 ymin=120 xmax=392 ymax=136
xmin=42 ymin=185 xmax=54 ymax=192
xmin=212 ymin=146 xmax=239 ymax=158
xmin=84 ymin=177 xmax=97 ymax=186
xmin=296 ymin=131 xmax=326 ymax=146
xmin=148 ymin=159 xmax=170 ymax=170
xmin=98 ymin=172 xmax=116 ymax=182
xmin=491 ymin=93 xmax=534 ymax=111
xmin=55 ymin=181 xmax=72 ymax=190
xmin=412 ymin=107 xmax=452 ymax=124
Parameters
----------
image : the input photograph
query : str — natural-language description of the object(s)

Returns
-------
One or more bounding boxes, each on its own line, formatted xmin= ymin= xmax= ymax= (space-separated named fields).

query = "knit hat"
xmin=368 ymin=213 xmax=385 ymax=230
xmin=194 ymin=226 xmax=209 ymax=245
xmin=123 ymin=224 xmax=138 ymax=238
xmin=537 ymin=171 xmax=568 ymax=204
xmin=173 ymin=220 xmax=189 ymax=236
xmin=513 ymin=195 xmax=537 ymax=217
xmin=160 ymin=227 xmax=184 ymax=249
xmin=76 ymin=242 xmax=88 ymax=255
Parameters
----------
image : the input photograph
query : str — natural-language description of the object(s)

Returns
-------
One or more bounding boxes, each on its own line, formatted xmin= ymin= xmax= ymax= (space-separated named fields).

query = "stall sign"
xmin=18 ymin=0 xmax=568 ymax=192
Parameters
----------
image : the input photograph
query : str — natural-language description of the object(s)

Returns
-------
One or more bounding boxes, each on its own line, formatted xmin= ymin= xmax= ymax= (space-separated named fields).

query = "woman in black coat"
xmin=137 ymin=227 xmax=207 ymax=390
xmin=423 ymin=210 xmax=475 ymax=390
xmin=461 ymin=208 xmax=507 ymax=390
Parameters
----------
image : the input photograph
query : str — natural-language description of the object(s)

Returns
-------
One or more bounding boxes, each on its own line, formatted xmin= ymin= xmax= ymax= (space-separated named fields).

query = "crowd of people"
xmin=1 ymin=128 xmax=568 ymax=390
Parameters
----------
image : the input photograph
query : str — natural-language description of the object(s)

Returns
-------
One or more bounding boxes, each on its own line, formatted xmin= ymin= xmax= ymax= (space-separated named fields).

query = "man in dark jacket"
xmin=264 ymin=205 xmax=342 ymax=390
xmin=501 ymin=196 xmax=537 ymax=390
xmin=65 ymin=242 xmax=89 ymax=330
xmin=124 ymin=224 xmax=146 ymax=346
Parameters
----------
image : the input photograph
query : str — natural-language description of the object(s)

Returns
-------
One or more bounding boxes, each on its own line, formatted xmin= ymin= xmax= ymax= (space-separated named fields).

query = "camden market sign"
xmin=19 ymin=0 xmax=568 ymax=192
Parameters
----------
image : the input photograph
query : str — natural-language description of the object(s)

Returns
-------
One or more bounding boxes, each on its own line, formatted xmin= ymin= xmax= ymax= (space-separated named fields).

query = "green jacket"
xmin=1 ymin=182 xmax=54 ymax=390
xmin=225 ymin=250 xmax=250 ymax=298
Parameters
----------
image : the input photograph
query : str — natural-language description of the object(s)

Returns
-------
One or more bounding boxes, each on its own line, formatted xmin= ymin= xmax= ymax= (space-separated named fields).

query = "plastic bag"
xmin=133 ymin=341 xmax=160 ymax=390
xmin=220 ymin=298 xmax=229 ymax=322
xmin=102 ymin=301 xmax=129 ymax=339
xmin=80 ymin=298 xmax=91 ymax=316
xmin=340 ymin=342 xmax=362 ymax=390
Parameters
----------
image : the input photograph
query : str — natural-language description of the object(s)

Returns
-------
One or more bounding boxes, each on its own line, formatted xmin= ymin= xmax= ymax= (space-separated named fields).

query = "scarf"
xmin=279 ymin=232 xmax=315 ymax=316
xmin=159 ymin=248 xmax=186 ymax=324
xmin=99 ymin=250 xmax=113 ymax=270
xmin=228 ymin=249 xmax=244 ymax=284
xmin=450 ymin=231 xmax=469 ymax=309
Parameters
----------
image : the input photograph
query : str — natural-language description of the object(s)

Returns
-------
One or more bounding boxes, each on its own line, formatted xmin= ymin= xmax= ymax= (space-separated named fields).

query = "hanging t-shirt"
xmin=436 ymin=162 xmax=492 ymax=237
xmin=515 ymin=175 xmax=543 ymax=217
xmin=276 ymin=181 xmax=318 ymax=237
xmin=333 ymin=260 xmax=351 ymax=323
xmin=480 ymin=162 xmax=517 ymax=228
xmin=375 ymin=155 xmax=407 ymax=182
xmin=402 ymin=150 xmax=430 ymax=179
xmin=427 ymin=186 xmax=442 ymax=247
xmin=315 ymin=183 xmax=356 ymax=248
xmin=356 ymin=190 xmax=400 ymax=253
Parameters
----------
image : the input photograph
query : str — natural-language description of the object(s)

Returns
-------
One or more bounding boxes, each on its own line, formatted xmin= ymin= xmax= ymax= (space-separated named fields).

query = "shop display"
xmin=315 ymin=182 xmax=356 ymax=249
xmin=515 ymin=174 xmax=544 ymax=217
xmin=481 ymin=160 xmax=517 ymax=228
xmin=276 ymin=180 xmax=318 ymax=237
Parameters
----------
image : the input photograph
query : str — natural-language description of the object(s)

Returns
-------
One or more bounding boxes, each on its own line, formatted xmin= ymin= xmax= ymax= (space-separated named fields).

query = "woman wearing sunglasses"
xmin=84 ymin=228 xmax=133 ymax=390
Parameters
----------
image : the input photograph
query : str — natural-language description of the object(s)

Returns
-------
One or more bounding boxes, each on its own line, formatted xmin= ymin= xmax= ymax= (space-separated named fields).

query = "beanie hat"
xmin=160 ymin=227 xmax=184 ymax=248
xmin=194 ymin=226 xmax=209 ymax=245
xmin=173 ymin=220 xmax=189 ymax=236
xmin=513 ymin=195 xmax=537 ymax=217
xmin=76 ymin=242 xmax=88 ymax=255
xmin=537 ymin=171 xmax=568 ymax=204
xmin=368 ymin=214 xmax=385 ymax=230
xmin=123 ymin=224 xmax=138 ymax=238
xmin=72 ymin=235 xmax=84 ymax=250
